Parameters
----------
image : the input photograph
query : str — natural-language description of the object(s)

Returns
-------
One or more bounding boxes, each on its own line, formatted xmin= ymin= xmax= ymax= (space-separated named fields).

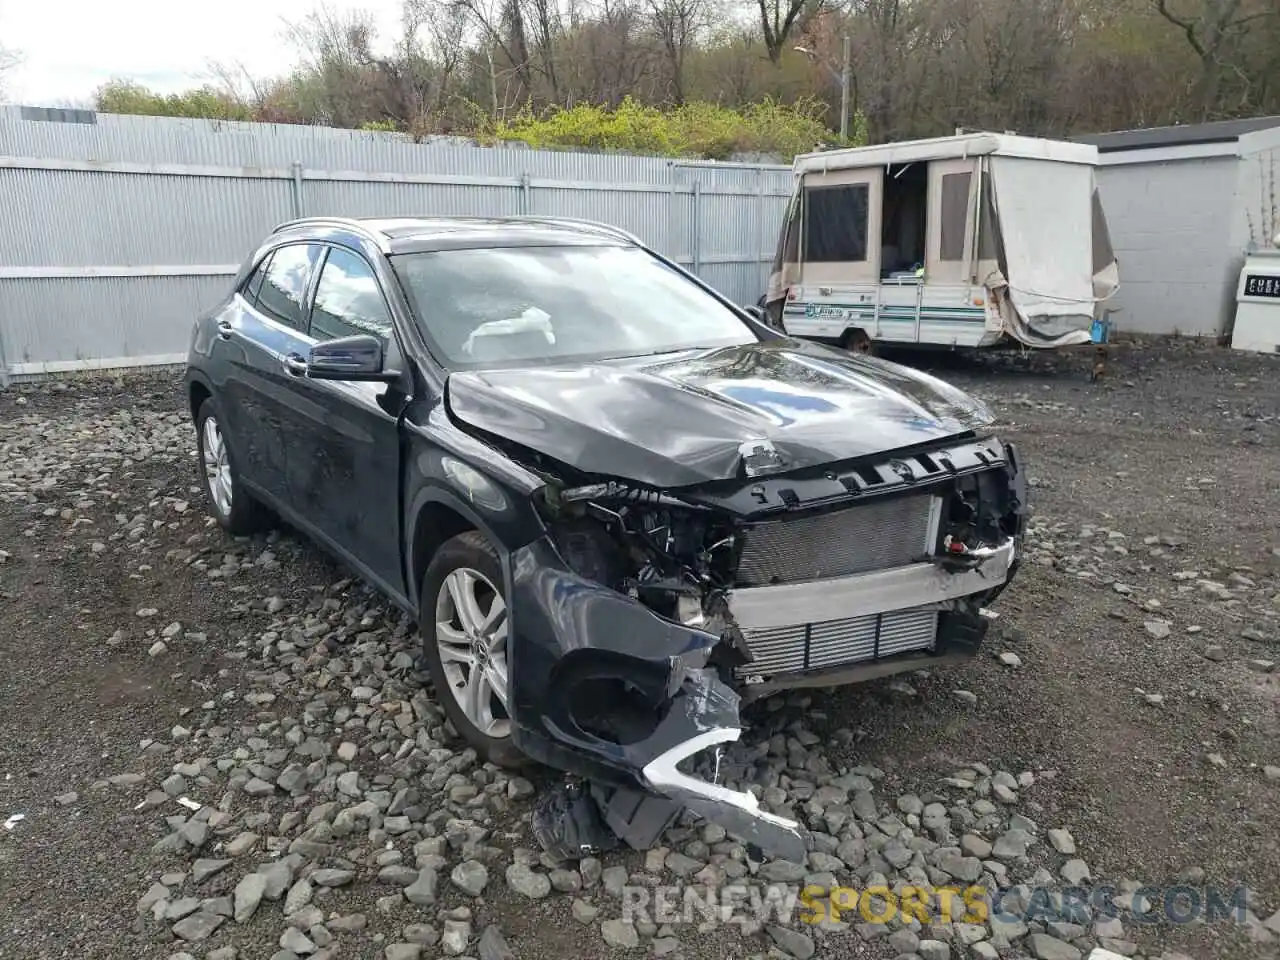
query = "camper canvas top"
xmin=794 ymin=132 xmax=1099 ymax=175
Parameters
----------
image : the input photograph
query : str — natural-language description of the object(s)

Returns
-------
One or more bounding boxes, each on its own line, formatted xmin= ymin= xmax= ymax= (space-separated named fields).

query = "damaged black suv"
xmin=186 ymin=216 xmax=1027 ymax=857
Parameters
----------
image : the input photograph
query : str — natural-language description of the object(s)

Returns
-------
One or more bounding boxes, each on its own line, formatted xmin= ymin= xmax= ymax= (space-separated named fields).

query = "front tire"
xmin=194 ymin=396 xmax=268 ymax=535
xmin=420 ymin=531 xmax=527 ymax=768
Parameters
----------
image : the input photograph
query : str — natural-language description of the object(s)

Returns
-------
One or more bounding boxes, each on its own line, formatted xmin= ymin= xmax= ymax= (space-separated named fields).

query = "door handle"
xmin=282 ymin=353 xmax=309 ymax=376
xmin=216 ymin=320 xmax=234 ymax=340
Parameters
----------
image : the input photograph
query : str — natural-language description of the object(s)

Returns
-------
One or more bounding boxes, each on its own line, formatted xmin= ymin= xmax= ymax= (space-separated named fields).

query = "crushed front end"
xmin=502 ymin=433 xmax=1027 ymax=860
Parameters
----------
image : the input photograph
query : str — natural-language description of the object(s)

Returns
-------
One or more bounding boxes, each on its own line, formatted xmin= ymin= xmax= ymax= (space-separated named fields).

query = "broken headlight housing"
xmin=539 ymin=480 xmax=739 ymax=624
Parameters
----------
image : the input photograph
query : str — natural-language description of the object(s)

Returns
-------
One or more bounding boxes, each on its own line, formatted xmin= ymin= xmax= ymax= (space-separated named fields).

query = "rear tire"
xmin=420 ymin=531 xmax=528 ymax=769
xmin=194 ymin=395 xmax=269 ymax=535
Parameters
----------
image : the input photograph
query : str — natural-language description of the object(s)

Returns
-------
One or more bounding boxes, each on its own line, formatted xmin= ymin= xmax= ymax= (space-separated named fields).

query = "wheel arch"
xmin=406 ymin=487 xmax=508 ymax=614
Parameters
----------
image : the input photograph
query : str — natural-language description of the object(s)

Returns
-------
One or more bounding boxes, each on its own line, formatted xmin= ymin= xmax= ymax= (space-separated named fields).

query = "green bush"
xmin=485 ymin=97 xmax=865 ymax=161
xmin=95 ymin=80 xmax=252 ymax=121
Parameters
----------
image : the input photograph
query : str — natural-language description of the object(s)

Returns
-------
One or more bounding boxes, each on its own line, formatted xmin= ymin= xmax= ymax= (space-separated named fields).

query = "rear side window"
xmin=242 ymin=254 xmax=271 ymax=303
xmin=804 ymin=184 xmax=868 ymax=262
xmin=310 ymin=248 xmax=394 ymax=342
xmin=255 ymin=244 xmax=316 ymax=331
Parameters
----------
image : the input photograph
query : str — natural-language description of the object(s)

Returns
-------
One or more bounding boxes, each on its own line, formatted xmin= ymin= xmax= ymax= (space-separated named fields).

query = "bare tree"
xmin=647 ymin=0 xmax=706 ymax=102
xmin=754 ymin=0 xmax=825 ymax=64
xmin=0 ymin=42 xmax=21 ymax=102
xmin=1153 ymin=0 xmax=1278 ymax=120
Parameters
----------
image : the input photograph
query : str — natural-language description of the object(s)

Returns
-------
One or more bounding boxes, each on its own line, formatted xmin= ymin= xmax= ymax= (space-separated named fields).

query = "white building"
xmin=1078 ymin=117 xmax=1280 ymax=338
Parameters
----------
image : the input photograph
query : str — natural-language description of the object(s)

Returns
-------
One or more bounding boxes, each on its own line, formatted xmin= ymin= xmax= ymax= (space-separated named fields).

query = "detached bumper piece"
xmin=509 ymin=542 xmax=806 ymax=861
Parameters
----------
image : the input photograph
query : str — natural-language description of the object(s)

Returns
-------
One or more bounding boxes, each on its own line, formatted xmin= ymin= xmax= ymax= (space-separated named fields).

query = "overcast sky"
xmin=3 ymin=1 xmax=404 ymax=105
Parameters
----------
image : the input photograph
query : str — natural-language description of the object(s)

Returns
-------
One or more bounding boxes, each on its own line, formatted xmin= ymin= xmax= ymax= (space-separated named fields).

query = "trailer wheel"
xmin=842 ymin=328 xmax=874 ymax=355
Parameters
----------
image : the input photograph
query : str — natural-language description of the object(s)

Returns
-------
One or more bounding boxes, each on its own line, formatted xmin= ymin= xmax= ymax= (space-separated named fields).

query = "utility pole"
xmin=839 ymin=35 xmax=851 ymax=142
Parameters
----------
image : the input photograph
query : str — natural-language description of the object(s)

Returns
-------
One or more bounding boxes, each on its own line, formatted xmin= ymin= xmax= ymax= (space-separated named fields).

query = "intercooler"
xmin=736 ymin=608 xmax=939 ymax=676
xmin=732 ymin=492 xmax=943 ymax=676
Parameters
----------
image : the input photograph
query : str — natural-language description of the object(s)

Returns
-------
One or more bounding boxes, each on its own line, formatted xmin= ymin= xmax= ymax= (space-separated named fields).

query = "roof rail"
xmin=505 ymin=216 xmax=644 ymax=247
xmin=272 ymin=217 xmax=391 ymax=252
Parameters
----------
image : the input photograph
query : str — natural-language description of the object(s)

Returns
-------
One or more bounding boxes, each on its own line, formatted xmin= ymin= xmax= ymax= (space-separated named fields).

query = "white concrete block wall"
xmin=1096 ymin=156 xmax=1239 ymax=337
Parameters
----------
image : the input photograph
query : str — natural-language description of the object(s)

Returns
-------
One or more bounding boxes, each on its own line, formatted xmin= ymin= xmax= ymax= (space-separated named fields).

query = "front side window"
xmin=391 ymin=244 xmax=757 ymax=367
xmin=310 ymin=248 xmax=394 ymax=342
xmin=803 ymin=184 xmax=869 ymax=262
xmin=255 ymin=244 xmax=317 ymax=331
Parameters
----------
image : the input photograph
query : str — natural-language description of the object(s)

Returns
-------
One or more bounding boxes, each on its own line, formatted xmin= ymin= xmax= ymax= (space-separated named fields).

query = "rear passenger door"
xmin=216 ymin=242 xmax=323 ymax=506
xmin=278 ymin=244 xmax=409 ymax=599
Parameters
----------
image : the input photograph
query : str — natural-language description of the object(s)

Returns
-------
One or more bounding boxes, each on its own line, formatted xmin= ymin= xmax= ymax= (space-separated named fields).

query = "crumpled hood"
xmin=445 ymin=339 xmax=994 ymax=488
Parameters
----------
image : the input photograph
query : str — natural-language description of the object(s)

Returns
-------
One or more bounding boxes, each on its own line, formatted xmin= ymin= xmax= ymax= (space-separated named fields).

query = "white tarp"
xmin=988 ymin=157 xmax=1097 ymax=346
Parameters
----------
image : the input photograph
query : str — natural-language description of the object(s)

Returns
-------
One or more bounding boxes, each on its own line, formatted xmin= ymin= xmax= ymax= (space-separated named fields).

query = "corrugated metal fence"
xmin=0 ymin=108 xmax=794 ymax=382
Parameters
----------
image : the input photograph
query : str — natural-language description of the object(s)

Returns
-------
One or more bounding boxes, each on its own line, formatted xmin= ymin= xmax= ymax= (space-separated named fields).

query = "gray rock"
xmin=311 ymin=869 xmax=354 ymax=887
xmin=404 ymin=868 xmax=439 ymax=905
xmin=441 ymin=919 xmax=471 ymax=956
xmin=284 ymin=878 xmax=313 ymax=915
xmin=1048 ymin=829 xmax=1076 ymax=854
xmin=506 ymin=863 xmax=551 ymax=899
xmin=936 ymin=852 xmax=982 ymax=882
xmin=279 ymin=928 xmax=316 ymax=955
xmin=178 ymin=819 xmax=209 ymax=849
xmin=758 ymin=859 xmax=807 ymax=883
xmin=478 ymin=925 xmax=515 ymax=960
xmin=972 ymin=943 xmax=999 ymax=960
xmin=171 ymin=911 xmax=225 ymax=942
xmin=327 ymin=914 xmax=368 ymax=932
xmin=137 ymin=882 xmax=169 ymax=915
xmin=206 ymin=949 xmax=238 ymax=960
xmin=1060 ymin=859 xmax=1091 ymax=884
xmin=918 ymin=940 xmax=951 ymax=960
xmin=992 ymin=828 xmax=1033 ymax=860
xmin=403 ymin=923 xmax=438 ymax=945
xmin=384 ymin=946 xmax=423 ymax=960
xmin=260 ymin=859 xmax=296 ymax=900
xmin=378 ymin=865 xmax=420 ymax=886
xmin=549 ymin=868 xmax=582 ymax=892
xmin=601 ymin=918 xmax=640 ymax=949
xmin=192 ymin=859 xmax=231 ymax=884
xmin=960 ymin=834 xmax=992 ymax=859
xmin=234 ymin=873 xmax=267 ymax=923
xmin=451 ymin=860 xmax=488 ymax=897
xmin=1026 ymin=933 xmax=1082 ymax=960
xmin=886 ymin=928 xmax=920 ymax=954
xmin=767 ymin=924 xmax=815 ymax=959
xmin=664 ymin=852 xmax=703 ymax=877
xmin=602 ymin=865 xmax=629 ymax=896
xmin=572 ymin=899 xmax=599 ymax=924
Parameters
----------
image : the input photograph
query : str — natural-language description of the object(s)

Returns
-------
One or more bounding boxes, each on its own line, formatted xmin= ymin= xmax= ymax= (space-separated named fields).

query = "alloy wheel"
xmin=434 ymin=567 xmax=511 ymax=738
xmin=201 ymin=415 xmax=233 ymax=517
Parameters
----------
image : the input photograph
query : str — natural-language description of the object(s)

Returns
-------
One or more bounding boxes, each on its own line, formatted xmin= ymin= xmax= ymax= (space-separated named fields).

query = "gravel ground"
xmin=1 ymin=338 xmax=1278 ymax=960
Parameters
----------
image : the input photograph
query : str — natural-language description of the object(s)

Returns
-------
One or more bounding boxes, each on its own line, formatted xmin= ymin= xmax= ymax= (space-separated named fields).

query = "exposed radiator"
xmin=737 ymin=607 xmax=939 ymax=677
xmin=735 ymin=493 xmax=939 ymax=586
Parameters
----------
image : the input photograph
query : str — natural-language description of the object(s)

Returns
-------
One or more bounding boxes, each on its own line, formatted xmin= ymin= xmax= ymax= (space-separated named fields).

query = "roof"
xmin=1077 ymin=116 xmax=1280 ymax=153
xmin=272 ymin=216 xmax=640 ymax=255
xmin=794 ymin=132 xmax=1097 ymax=175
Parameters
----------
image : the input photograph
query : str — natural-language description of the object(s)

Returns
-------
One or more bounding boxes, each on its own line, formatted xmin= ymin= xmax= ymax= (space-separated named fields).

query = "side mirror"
xmin=307 ymin=335 xmax=398 ymax=382
xmin=742 ymin=304 xmax=766 ymax=322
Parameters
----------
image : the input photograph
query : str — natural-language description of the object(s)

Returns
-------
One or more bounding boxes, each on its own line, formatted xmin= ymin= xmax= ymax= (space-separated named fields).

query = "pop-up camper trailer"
xmin=764 ymin=132 xmax=1119 ymax=350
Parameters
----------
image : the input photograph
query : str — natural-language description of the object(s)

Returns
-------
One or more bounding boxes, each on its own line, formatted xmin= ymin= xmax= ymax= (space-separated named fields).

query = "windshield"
xmin=391 ymin=244 xmax=758 ymax=368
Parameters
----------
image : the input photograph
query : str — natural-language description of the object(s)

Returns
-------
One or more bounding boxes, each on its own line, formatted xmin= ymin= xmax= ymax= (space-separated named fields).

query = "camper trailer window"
xmin=940 ymin=173 xmax=972 ymax=261
xmin=804 ymin=184 xmax=869 ymax=262
xmin=1091 ymin=188 xmax=1114 ymax=275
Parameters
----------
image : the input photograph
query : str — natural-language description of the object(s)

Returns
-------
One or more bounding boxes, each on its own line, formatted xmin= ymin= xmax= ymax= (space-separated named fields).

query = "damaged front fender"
xmin=507 ymin=537 xmax=805 ymax=860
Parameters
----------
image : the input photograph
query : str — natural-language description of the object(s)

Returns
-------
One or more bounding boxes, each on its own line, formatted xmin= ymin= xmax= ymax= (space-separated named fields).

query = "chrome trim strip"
xmin=727 ymin=538 xmax=1016 ymax=631
xmin=641 ymin=728 xmax=802 ymax=832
